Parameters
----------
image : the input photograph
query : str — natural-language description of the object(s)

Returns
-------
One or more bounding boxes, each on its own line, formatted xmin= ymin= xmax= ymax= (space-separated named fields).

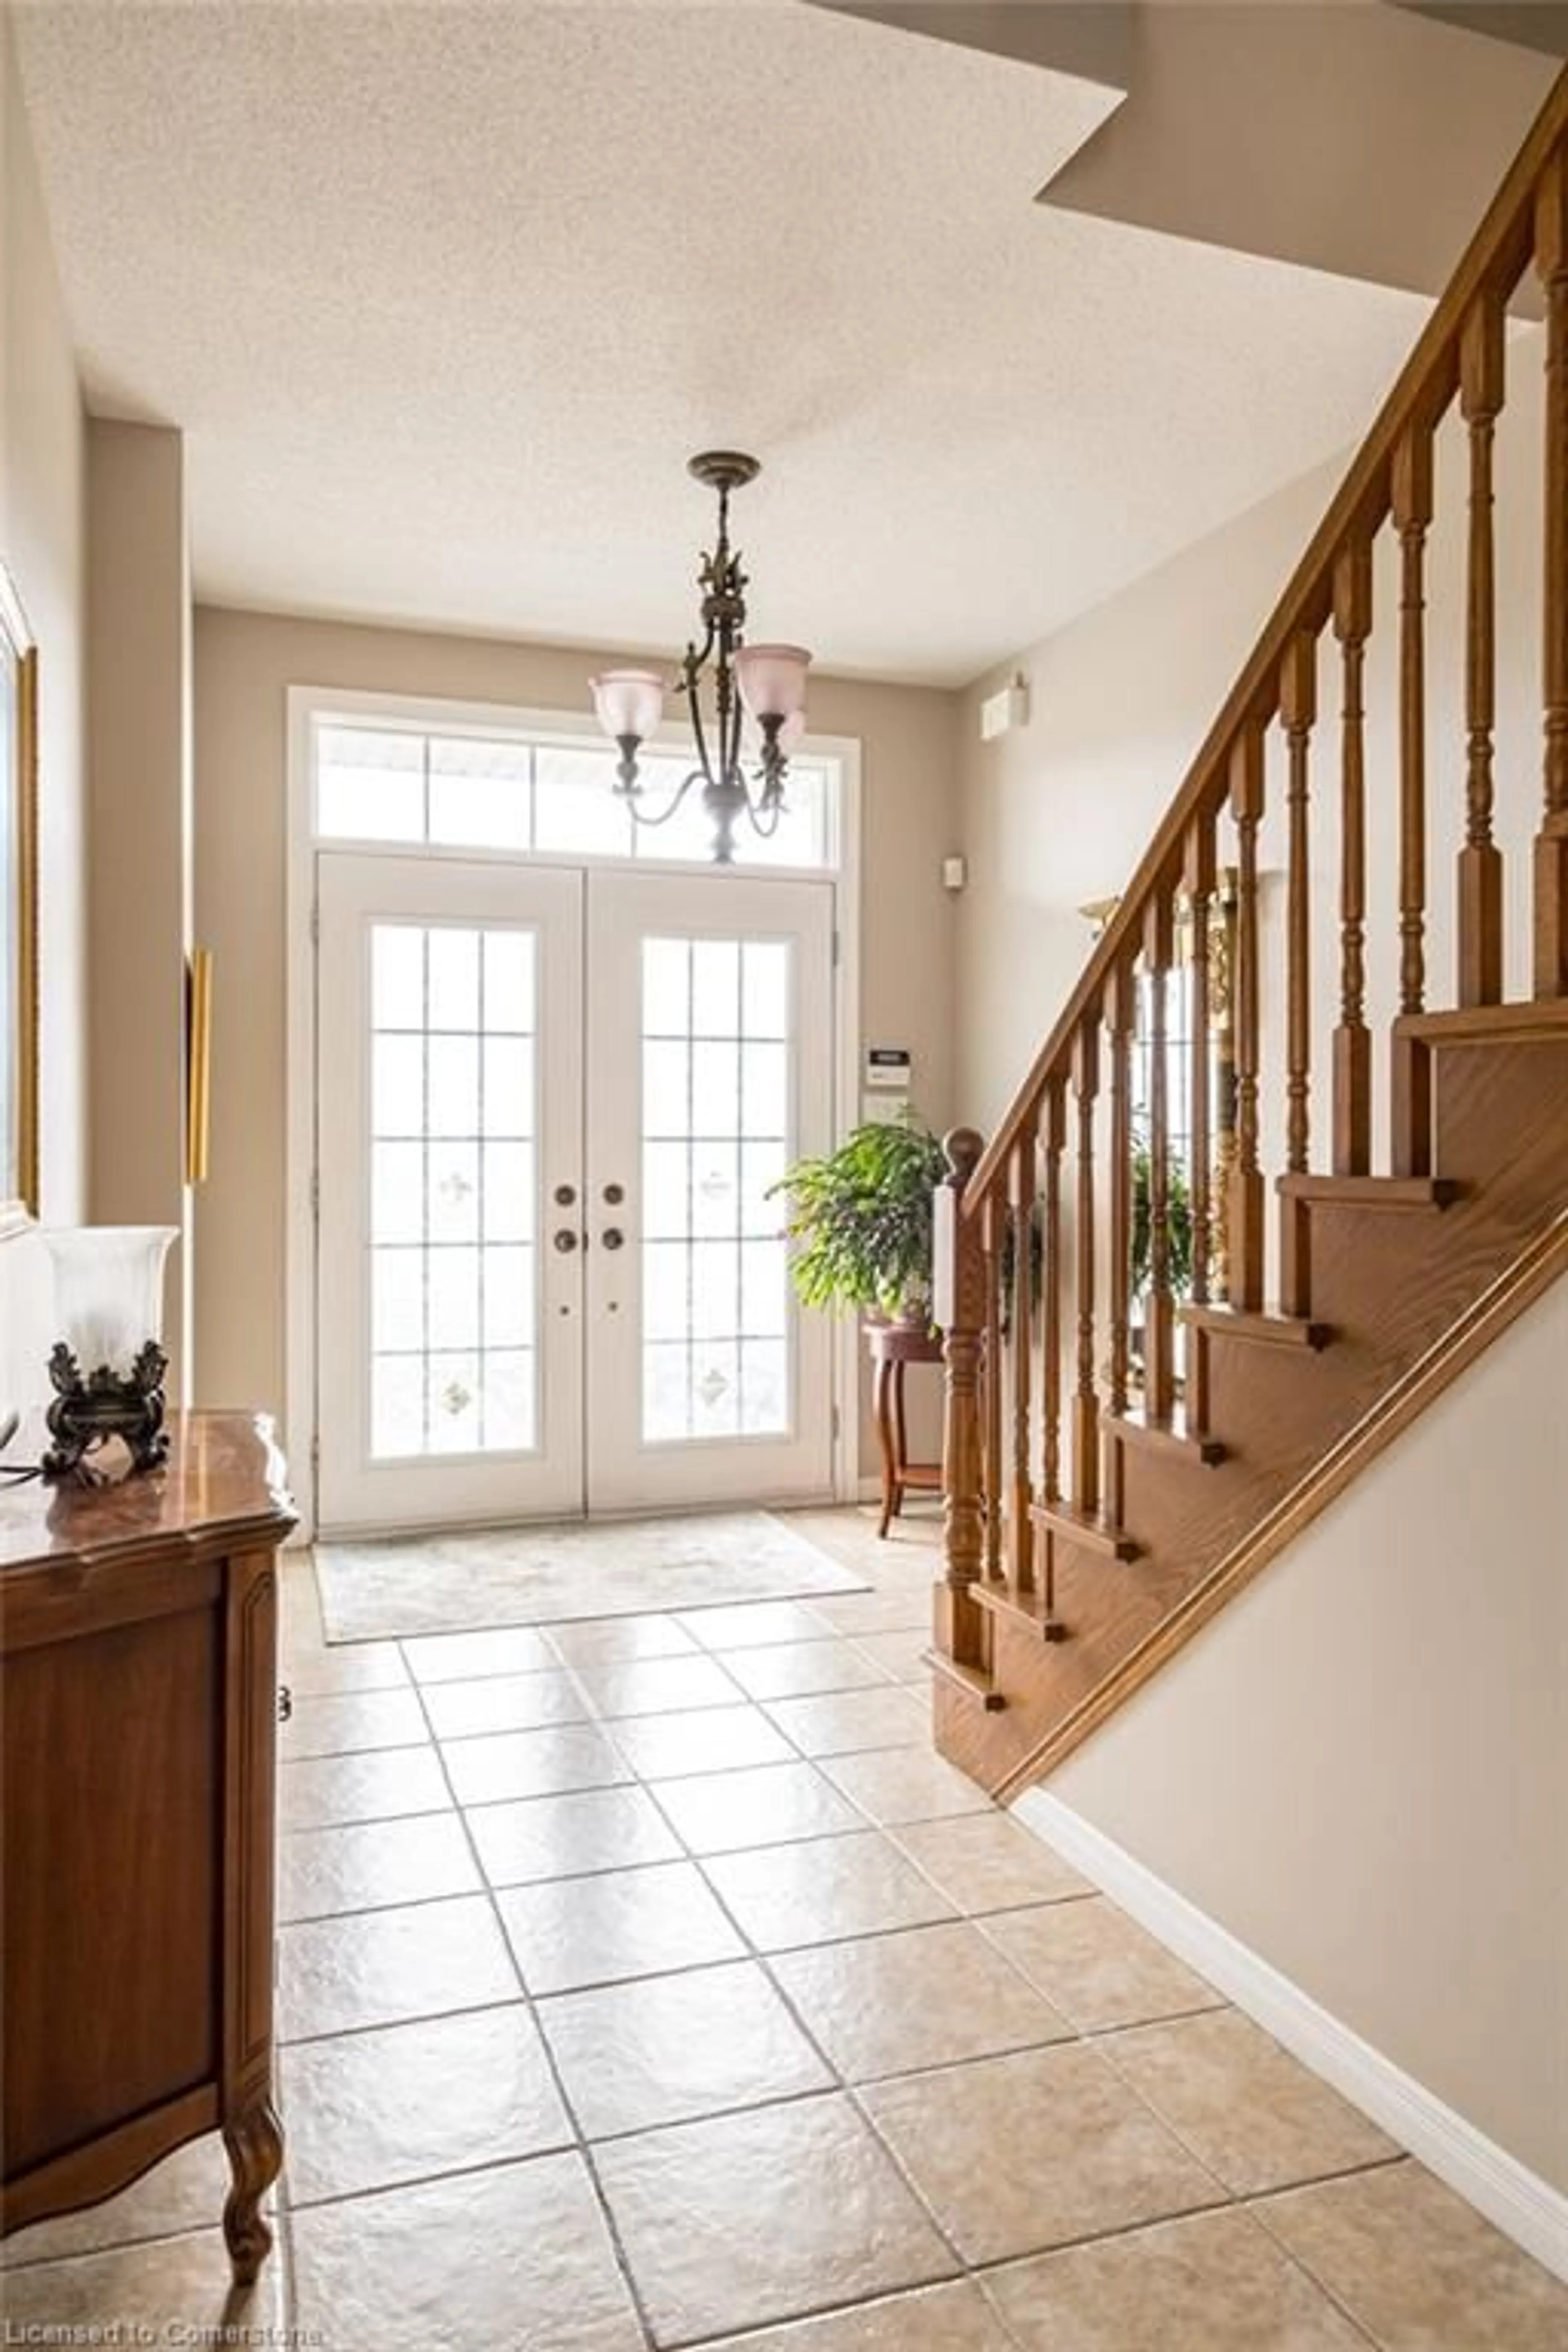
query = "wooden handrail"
xmin=966 ymin=64 xmax=1568 ymax=1214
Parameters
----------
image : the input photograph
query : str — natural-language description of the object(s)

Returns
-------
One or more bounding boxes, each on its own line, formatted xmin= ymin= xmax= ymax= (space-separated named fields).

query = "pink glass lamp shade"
xmin=590 ymin=670 xmax=666 ymax=744
xmin=735 ymin=644 xmax=812 ymax=726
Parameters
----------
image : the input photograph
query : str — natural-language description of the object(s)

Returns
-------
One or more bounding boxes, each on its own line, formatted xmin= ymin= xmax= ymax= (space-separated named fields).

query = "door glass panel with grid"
xmin=586 ymin=870 xmax=835 ymax=1512
xmin=316 ymin=854 xmax=585 ymax=1531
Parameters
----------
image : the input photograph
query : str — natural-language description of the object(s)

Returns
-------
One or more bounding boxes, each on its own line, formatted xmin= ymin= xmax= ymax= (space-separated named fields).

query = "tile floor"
xmin=5 ymin=1507 xmax=1568 ymax=2351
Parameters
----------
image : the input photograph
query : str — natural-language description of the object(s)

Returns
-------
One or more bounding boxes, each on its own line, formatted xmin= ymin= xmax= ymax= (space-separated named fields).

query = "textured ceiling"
xmin=13 ymin=0 xmax=1433 ymax=686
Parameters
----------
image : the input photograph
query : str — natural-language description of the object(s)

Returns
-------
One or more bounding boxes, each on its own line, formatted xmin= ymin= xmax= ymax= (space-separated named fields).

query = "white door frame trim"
xmin=284 ymin=682 xmax=864 ymax=1540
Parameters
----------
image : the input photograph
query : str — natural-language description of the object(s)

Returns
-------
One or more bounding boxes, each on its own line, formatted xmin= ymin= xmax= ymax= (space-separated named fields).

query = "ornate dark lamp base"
xmin=42 ymin=1341 xmax=170 ymax=1483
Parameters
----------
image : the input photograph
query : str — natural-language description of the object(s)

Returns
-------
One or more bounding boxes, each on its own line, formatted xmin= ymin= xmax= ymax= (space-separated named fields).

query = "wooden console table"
xmin=0 ymin=1412 xmax=296 ymax=2282
xmin=866 ymin=1320 xmax=944 ymax=1537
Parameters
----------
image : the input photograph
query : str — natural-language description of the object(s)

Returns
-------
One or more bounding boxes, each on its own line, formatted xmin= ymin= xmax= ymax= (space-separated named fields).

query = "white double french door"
xmin=315 ymin=853 xmax=835 ymax=1534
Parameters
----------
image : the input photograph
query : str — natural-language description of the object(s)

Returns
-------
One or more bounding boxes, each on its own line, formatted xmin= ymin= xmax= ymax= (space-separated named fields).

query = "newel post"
xmin=933 ymin=1126 xmax=987 ymax=1670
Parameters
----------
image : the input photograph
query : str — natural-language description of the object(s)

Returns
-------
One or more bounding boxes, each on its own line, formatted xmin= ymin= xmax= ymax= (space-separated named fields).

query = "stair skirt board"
xmin=1012 ymin=1787 xmax=1568 ymax=2286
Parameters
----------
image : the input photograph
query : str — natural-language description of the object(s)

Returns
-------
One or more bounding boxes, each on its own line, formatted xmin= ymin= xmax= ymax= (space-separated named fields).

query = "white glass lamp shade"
xmin=590 ymin=670 xmax=665 ymax=742
xmin=42 ymin=1226 xmax=177 ymax=1378
xmin=735 ymin=644 xmax=812 ymax=725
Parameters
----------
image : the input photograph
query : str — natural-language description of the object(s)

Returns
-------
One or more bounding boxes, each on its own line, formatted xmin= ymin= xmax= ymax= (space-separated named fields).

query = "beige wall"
xmin=1046 ymin=1274 xmax=1568 ymax=2194
xmin=192 ymin=608 xmax=961 ymax=1470
xmin=953 ymin=452 xmax=1336 ymax=1134
xmin=0 ymin=18 xmax=86 ymax=1410
xmin=87 ymin=420 xmax=194 ymax=1395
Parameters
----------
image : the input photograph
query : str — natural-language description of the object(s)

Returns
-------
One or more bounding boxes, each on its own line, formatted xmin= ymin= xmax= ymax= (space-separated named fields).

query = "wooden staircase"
xmin=930 ymin=69 xmax=1568 ymax=1802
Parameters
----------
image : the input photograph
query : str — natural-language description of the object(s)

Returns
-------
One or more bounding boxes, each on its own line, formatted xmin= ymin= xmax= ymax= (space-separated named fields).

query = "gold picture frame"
xmin=1 ymin=561 xmax=39 ymax=1224
xmin=185 ymin=947 xmax=213 ymax=1186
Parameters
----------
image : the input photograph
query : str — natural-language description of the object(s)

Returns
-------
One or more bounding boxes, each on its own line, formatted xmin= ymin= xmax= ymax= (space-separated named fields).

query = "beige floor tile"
xmin=817 ymin=1745 xmax=993 ymax=1827
xmin=594 ymin=2093 xmax=958 ymax=2345
xmin=892 ymin=1814 xmax=1093 ymax=1914
xmin=467 ymin=1784 xmax=681 ymax=1886
xmin=607 ymin=1702 xmax=796 ymax=1781
xmin=497 ymin=1859 xmax=744 ymax=1993
xmin=0 ymin=2133 xmax=258 ymax=2268
xmin=703 ymin=2280 xmax=1017 ymax=2352
xmin=287 ymin=1639 xmax=410 ymax=1695
xmin=401 ymin=1624 xmax=560 ymax=1681
xmin=1254 ymin=2159 xmax=1568 ymax=2351
xmin=278 ymin=1893 xmax=518 ymax=2040
xmin=720 ymin=1639 xmax=894 ymax=1699
xmin=802 ymin=1590 xmax=934 ymax=1636
xmin=539 ymin=1958 xmax=832 ymax=2138
xmin=280 ymin=2002 xmax=570 ymax=2204
xmin=422 ymin=1668 xmax=588 ymax=1740
xmin=0 ymin=2227 xmax=285 ymax=2334
xmin=779 ymin=1507 xmax=941 ymax=1586
xmin=650 ymin=1760 xmax=867 ymax=1854
xmin=1106 ymin=2008 xmax=1399 ymax=2194
xmin=987 ymin=2205 xmax=1373 ymax=2351
xmin=441 ymin=1720 xmax=630 ymax=1805
xmin=290 ymin=2150 xmax=644 ymax=2352
xmin=679 ymin=1599 xmax=837 ymax=1650
xmin=279 ymin=1809 xmax=479 ymax=1922
xmin=771 ymin=1920 xmax=1074 ymax=2080
xmin=861 ymin=2042 xmax=1225 ymax=2264
xmin=848 ymin=1628 xmax=936 ymax=1684
xmin=279 ymin=1743 xmax=451 ymax=1832
xmin=982 ymin=1895 xmax=1221 ymax=2031
xmin=703 ymin=1829 xmax=958 ymax=1950
xmin=764 ymin=1686 xmax=930 ymax=1757
xmin=282 ymin=1561 xmax=329 ymax=1656
xmin=546 ymin=1614 xmax=700 ymax=1663
xmin=280 ymin=1685 xmax=428 ymax=1758
xmin=572 ymin=1652 xmax=746 ymax=1718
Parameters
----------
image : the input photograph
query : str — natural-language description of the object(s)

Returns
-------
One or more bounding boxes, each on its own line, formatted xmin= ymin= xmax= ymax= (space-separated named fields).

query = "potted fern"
xmin=770 ymin=1114 xmax=948 ymax=1323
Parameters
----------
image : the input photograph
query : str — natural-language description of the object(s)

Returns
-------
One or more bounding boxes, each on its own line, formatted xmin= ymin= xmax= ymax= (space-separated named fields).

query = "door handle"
xmin=553 ymin=1228 xmax=580 ymax=1254
xmin=603 ymin=1181 xmax=626 ymax=1206
xmin=602 ymin=1227 xmax=625 ymax=1252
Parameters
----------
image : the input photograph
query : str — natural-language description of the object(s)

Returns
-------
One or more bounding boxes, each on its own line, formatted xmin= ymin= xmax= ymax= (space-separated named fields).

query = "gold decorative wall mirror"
xmin=1 ymin=561 xmax=39 ymax=1223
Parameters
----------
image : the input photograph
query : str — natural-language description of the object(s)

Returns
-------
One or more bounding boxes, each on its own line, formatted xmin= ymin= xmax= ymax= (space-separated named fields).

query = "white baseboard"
xmin=1013 ymin=1786 xmax=1568 ymax=2284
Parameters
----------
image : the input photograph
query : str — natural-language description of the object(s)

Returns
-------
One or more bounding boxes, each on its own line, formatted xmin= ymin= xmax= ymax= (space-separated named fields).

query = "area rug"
xmin=314 ymin=1510 xmax=870 ymax=1642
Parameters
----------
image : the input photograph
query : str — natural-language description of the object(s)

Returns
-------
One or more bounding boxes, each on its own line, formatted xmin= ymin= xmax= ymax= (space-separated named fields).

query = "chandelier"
xmin=589 ymin=452 xmax=812 ymax=865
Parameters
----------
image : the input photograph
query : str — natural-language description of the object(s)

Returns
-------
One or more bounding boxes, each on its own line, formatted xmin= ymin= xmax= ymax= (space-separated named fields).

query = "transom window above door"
xmin=314 ymin=718 xmax=834 ymax=870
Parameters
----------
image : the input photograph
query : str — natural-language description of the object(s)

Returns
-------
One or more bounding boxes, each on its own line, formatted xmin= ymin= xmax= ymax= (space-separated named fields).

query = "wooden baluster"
xmin=1038 ymin=1080 xmax=1065 ymax=1508
xmin=982 ymin=1189 xmax=1004 ymax=1587
xmin=1536 ymin=152 xmax=1568 ymax=998
xmin=933 ymin=1127 xmax=985 ymax=1670
xmin=1280 ymin=634 xmax=1317 ymax=1319
xmin=1144 ymin=891 xmax=1176 ymax=1421
xmin=1071 ymin=1017 xmax=1100 ymax=1512
xmin=1333 ymin=541 xmax=1373 ymax=1176
xmin=1007 ymin=1129 xmax=1036 ymax=1595
xmin=1105 ymin=963 xmax=1135 ymax=1420
xmin=1459 ymin=288 xmax=1506 ymax=1007
xmin=1186 ymin=817 xmax=1215 ymax=1308
xmin=1392 ymin=421 xmax=1434 ymax=1176
xmin=1037 ymin=1082 xmax=1068 ymax=1641
xmin=1227 ymin=725 xmax=1265 ymax=1312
